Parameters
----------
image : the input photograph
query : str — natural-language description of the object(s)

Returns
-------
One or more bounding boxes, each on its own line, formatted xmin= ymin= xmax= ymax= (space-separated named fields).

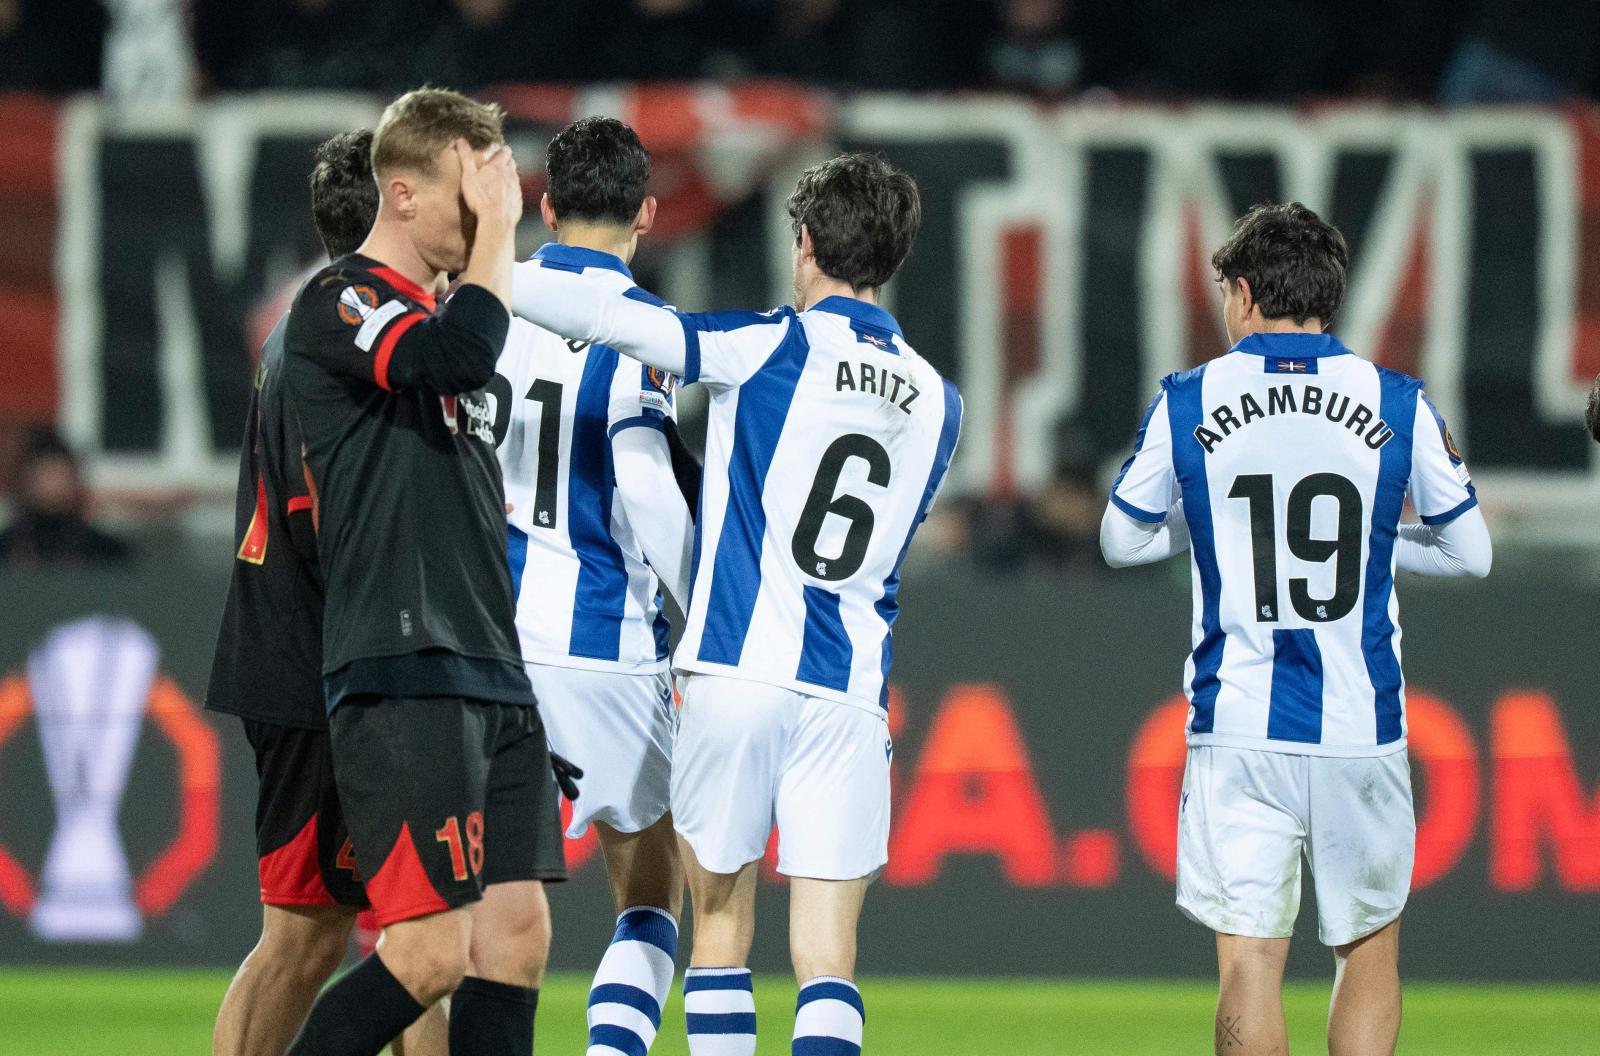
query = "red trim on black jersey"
xmin=373 ymin=312 xmax=427 ymax=390
xmin=258 ymin=813 xmax=337 ymax=907
xmin=365 ymin=821 xmax=451 ymax=926
xmin=286 ymin=496 xmax=313 ymax=516
xmin=237 ymin=474 xmax=269 ymax=565
xmin=302 ymin=463 xmax=320 ymax=533
xmin=369 ymin=266 xmax=438 ymax=312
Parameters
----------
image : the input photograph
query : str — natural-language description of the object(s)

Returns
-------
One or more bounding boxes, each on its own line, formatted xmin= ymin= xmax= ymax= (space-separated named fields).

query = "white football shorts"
xmin=671 ymin=674 xmax=892 ymax=880
xmin=525 ymin=663 xmax=674 ymax=838
xmin=1176 ymin=744 xmax=1415 ymax=947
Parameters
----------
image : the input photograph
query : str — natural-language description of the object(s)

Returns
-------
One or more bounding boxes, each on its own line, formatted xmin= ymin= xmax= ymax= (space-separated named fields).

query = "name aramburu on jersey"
xmin=1195 ymin=383 xmax=1394 ymax=455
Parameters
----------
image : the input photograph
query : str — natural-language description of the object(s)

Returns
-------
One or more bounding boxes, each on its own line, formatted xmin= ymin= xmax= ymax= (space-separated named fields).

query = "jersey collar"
xmin=808 ymin=295 xmax=903 ymax=338
xmin=1229 ymin=331 xmax=1352 ymax=359
xmin=346 ymin=254 xmax=437 ymax=311
xmin=531 ymin=242 xmax=634 ymax=280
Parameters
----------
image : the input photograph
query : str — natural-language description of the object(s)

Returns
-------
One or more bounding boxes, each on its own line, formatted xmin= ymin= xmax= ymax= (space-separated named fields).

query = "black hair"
xmin=1586 ymin=374 xmax=1600 ymax=444
xmin=545 ymin=116 xmax=652 ymax=226
xmin=787 ymin=152 xmax=921 ymax=292
xmin=310 ymin=129 xmax=379 ymax=259
xmin=1211 ymin=201 xmax=1350 ymax=327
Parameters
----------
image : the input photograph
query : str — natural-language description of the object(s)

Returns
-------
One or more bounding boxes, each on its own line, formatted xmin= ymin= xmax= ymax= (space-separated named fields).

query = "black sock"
xmin=449 ymin=975 xmax=538 ymax=1056
xmin=285 ymin=953 xmax=426 ymax=1056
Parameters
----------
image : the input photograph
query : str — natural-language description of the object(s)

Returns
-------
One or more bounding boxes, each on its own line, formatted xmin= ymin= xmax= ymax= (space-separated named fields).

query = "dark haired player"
xmin=511 ymin=151 xmax=962 ymax=1056
xmin=280 ymin=88 xmax=565 ymax=1056
xmin=1103 ymin=202 xmax=1491 ymax=1056
xmin=207 ymin=128 xmax=442 ymax=1056
xmin=491 ymin=116 xmax=693 ymax=1056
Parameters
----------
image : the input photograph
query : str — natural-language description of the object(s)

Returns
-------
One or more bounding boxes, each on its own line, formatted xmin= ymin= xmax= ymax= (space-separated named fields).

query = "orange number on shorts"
xmin=435 ymin=812 xmax=485 ymax=882
xmin=336 ymin=838 xmax=363 ymax=881
xmin=465 ymin=811 xmax=485 ymax=876
xmin=436 ymin=818 xmax=468 ymax=881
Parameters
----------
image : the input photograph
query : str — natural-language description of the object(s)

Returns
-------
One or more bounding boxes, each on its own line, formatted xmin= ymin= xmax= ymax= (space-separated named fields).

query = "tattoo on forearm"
xmin=1216 ymin=1014 xmax=1244 ymax=1049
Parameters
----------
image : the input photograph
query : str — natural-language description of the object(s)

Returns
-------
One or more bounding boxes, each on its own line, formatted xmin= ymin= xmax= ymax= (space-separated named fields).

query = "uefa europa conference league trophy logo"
xmin=28 ymin=617 xmax=156 ymax=941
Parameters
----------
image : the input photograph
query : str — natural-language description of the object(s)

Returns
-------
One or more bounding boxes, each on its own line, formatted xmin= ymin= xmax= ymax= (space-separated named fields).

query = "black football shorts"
xmin=327 ymin=695 xmax=566 ymax=926
xmin=244 ymin=719 xmax=369 ymax=910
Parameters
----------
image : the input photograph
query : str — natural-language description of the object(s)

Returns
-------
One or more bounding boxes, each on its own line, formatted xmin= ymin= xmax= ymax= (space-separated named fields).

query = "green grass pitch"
xmin=2 ymin=969 xmax=1596 ymax=1054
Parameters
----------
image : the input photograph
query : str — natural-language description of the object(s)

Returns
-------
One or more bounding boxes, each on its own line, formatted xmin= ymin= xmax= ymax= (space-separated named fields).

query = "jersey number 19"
xmin=1229 ymin=472 xmax=1363 ymax=624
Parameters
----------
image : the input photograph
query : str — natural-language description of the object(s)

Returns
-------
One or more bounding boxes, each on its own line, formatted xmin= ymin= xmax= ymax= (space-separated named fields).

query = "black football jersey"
xmin=205 ymin=314 xmax=326 ymax=729
xmin=281 ymin=254 xmax=530 ymax=706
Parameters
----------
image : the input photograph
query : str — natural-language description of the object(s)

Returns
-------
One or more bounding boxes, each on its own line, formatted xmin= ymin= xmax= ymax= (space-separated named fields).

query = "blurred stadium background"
xmin=2 ymin=0 xmax=1599 ymax=1052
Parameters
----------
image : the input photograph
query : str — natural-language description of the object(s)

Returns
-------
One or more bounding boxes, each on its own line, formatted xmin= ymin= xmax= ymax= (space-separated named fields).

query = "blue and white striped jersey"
xmin=1112 ymin=332 xmax=1477 ymax=756
xmin=673 ymin=298 xmax=962 ymax=713
xmin=493 ymin=244 xmax=676 ymax=673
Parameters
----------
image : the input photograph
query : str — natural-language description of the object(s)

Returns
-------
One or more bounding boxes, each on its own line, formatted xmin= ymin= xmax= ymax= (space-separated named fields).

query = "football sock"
xmin=285 ymin=953 xmax=425 ymax=1056
xmin=684 ymin=966 xmax=757 ymax=1056
xmin=449 ymin=975 xmax=538 ymax=1056
xmin=793 ymin=976 xmax=864 ymax=1056
xmin=587 ymin=905 xmax=679 ymax=1056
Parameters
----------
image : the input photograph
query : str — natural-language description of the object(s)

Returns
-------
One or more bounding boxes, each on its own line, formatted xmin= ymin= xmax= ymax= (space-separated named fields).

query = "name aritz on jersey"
xmin=1195 ymin=383 xmax=1395 ymax=455
xmin=836 ymin=359 xmax=920 ymax=414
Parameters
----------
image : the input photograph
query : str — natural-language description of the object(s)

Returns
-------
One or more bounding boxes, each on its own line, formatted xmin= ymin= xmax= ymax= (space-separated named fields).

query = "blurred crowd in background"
xmin=3 ymin=0 xmax=1598 ymax=572
xmin=4 ymin=0 xmax=1599 ymax=104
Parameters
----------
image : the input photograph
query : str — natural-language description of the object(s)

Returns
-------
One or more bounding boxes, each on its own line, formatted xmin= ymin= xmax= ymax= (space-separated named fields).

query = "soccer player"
xmin=206 ymin=128 xmax=443 ymax=1056
xmin=1102 ymin=203 xmax=1492 ymax=1056
xmin=510 ymin=152 xmax=961 ymax=1056
xmin=491 ymin=116 xmax=693 ymax=1056
xmin=281 ymin=88 xmax=566 ymax=1056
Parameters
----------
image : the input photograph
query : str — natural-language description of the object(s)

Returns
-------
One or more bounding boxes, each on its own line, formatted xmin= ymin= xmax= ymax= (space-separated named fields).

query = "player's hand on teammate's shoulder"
xmin=455 ymin=138 xmax=522 ymax=231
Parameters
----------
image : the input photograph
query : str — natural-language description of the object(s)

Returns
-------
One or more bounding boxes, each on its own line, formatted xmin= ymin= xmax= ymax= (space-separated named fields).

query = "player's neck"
xmin=796 ymin=276 xmax=877 ymax=312
xmin=1236 ymin=315 xmax=1325 ymax=339
xmin=556 ymin=224 xmax=637 ymax=266
xmin=356 ymin=224 xmax=444 ymax=293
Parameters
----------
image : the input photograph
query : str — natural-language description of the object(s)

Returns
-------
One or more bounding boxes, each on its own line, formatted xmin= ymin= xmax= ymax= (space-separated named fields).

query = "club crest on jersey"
xmin=336 ymin=285 xmax=379 ymax=326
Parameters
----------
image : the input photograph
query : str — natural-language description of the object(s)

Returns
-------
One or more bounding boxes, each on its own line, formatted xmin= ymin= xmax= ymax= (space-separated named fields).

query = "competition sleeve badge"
xmin=640 ymin=365 xmax=677 ymax=414
xmin=337 ymin=284 xmax=380 ymax=325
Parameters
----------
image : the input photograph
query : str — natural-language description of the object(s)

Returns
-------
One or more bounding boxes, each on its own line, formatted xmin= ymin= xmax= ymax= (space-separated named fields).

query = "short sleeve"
xmin=678 ymin=308 xmax=794 ymax=390
xmin=607 ymin=357 xmax=678 ymax=439
xmin=1110 ymin=390 xmax=1175 ymax=523
xmin=1409 ymin=392 xmax=1477 ymax=525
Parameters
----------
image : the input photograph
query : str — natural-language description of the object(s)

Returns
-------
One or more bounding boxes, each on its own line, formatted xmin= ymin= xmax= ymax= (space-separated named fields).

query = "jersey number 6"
xmin=792 ymin=433 xmax=891 ymax=582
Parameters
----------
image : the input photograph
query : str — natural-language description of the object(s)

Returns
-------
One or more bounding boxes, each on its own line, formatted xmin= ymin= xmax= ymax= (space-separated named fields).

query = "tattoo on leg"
xmin=1216 ymin=1014 xmax=1244 ymax=1049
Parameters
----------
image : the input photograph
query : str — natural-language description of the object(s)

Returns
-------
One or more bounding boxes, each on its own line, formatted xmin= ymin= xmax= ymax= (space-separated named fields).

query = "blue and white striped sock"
xmin=793 ymin=976 xmax=864 ymax=1056
xmin=586 ymin=905 xmax=679 ymax=1056
xmin=684 ymin=966 xmax=756 ymax=1056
